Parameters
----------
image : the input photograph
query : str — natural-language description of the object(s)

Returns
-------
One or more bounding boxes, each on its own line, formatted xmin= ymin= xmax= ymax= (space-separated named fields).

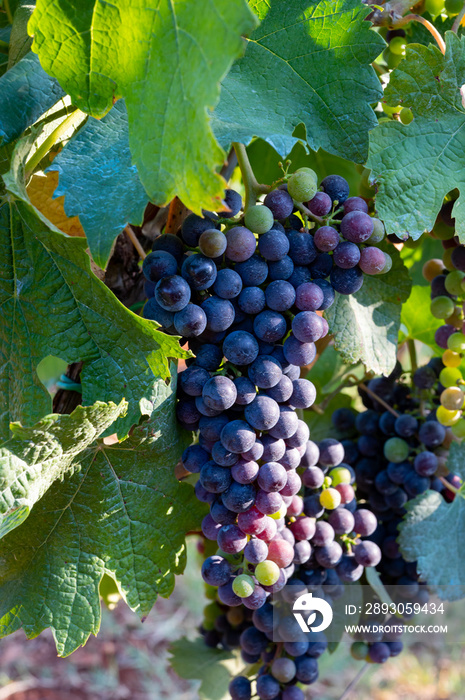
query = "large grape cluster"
xmin=140 ymin=168 xmax=394 ymax=699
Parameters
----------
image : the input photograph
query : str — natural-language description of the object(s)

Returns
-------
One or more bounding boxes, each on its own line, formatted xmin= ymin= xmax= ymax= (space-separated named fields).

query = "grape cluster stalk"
xmin=141 ymin=166 xmax=395 ymax=699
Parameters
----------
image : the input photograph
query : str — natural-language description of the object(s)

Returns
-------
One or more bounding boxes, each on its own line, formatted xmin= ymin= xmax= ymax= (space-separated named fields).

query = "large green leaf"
xmin=398 ymin=489 xmax=465 ymax=601
xmin=325 ymin=247 xmax=411 ymax=375
xmin=212 ymin=0 xmax=384 ymax=161
xmin=0 ymin=400 xmax=126 ymax=539
xmin=28 ymin=0 xmax=257 ymax=213
xmin=47 ymin=100 xmax=148 ymax=269
xmin=399 ymin=285 xmax=442 ymax=351
xmin=0 ymin=380 xmax=204 ymax=656
xmin=7 ymin=3 xmax=33 ymax=68
xmin=0 ymin=138 xmax=188 ymax=441
xmin=170 ymin=637 xmax=246 ymax=700
xmin=0 ymin=52 xmax=64 ymax=145
xmin=367 ymin=33 xmax=465 ymax=241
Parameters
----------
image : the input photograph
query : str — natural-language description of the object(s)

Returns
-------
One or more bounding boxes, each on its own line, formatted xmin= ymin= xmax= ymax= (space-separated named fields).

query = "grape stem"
xmin=439 ymin=476 xmax=462 ymax=495
xmin=358 ymin=381 xmax=400 ymax=417
xmin=407 ymin=338 xmax=418 ymax=374
xmin=232 ymin=142 xmax=270 ymax=210
xmin=452 ymin=4 xmax=465 ymax=34
xmin=124 ymin=225 xmax=147 ymax=260
xmin=337 ymin=662 xmax=371 ymax=700
xmin=293 ymin=200 xmax=324 ymax=226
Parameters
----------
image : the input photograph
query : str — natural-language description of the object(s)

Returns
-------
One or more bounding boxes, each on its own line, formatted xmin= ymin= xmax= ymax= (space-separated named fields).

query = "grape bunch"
xmin=140 ymin=168 xmax=395 ymax=699
xmin=423 ymin=208 xmax=465 ymax=437
xmin=335 ymin=364 xmax=462 ymax=601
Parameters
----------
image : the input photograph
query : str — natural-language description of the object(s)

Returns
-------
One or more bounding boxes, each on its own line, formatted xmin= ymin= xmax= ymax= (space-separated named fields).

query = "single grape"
xmin=368 ymin=218 xmax=385 ymax=243
xmin=283 ymin=335 xmax=316 ymax=366
xmin=199 ymin=229 xmax=227 ymax=258
xmin=255 ymin=560 xmax=280 ymax=586
xmin=244 ymin=204 xmax=274 ymax=234
xmin=238 ymin=286 xmax=266 ymax=315
xmin=254 ymin=310 xmax=287 ymax=343
xmin=307 ymin=191 xmax=332 ymax=216
xmin=223 ymin=330 xmax=259 ymax=365
xmin=181 ymin=213 xmax=218 ymax=246
xmin=155 ymin=275 xmax=191 ymax=311
xmin=439 ymin=366 xmax=462 ymax=388
xmin=447 ymin=332 xmax=465 ymax=352
xmin=201 ymin=555 xmax=232 ymax=586
xmin=314 ymin=226 xmax=339 ymax=252
xmin=152 ymin=233 xmax=184 ymax=261
xmin=229 ymin=676 xmax=252 ymax=700
xmin=226 ymin=227 xmax=257 ymax=262
xmin=414 ymin=451 xmax=438 ymax=477
xmin=320 ymin=488 xmax=341 ymax=510
xmin=340 ymin=210 xmax=374 ymax=243
xmin=441 ymin=386 xmax=464 ymax=410
xmin=431 ymin=295 xmax=455 ymax=319
xmin=232 ymin=574 xmax=255 ymax=598
xmin=333 ymin=241 xmax=361 ymax=269
xmin=258 ymin=229 xmax=290 ymax=261
xmin=288 ymin=231 xmax=318 ymax=265
xmin=142 ymin=250 xmax=178 ymax=282
xmin=330 ymin=266 xmax=364 ymax=294
xmin=369 ymin=642 xmax=391 ymax=664
xmin=287 ymin=169 xmax=318 ymax=202
xmin=343 ymin=196 xmax=368 ymax=214
xmin=244 ymin=538 xmax=268 ymax=563
xmin=213 ymin=268 xmax=242 ymax=299
xmin=264 ymin=189 xmax=294 ymax=220
xmin=321 ymin=174 xmax=350 ymax=204
xmin=268 ymin=255 xmax=294 ymax=280
xmin=248 ymin=355 xmax=283 ymax=389
xmin=384 ymin=437 xmax=410 ymax=463
xmin=359 ymin=246 xmax=387 ymax=274
xmin=143 ymin=297 xmax=175 ymax=328
xmin=174 ymin=303 xmax=207 ymax=337
xmin=271 ymin=657 xmax=296 ymax=683
xmin=353 ymin=509 xmax=377 ymax=536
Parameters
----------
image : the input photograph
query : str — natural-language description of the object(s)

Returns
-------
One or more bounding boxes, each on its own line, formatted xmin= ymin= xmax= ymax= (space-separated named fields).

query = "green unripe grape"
xmin=287 ymin=170 xmax=318 ymax=203
xmin=425 ymin=0 xmax=445 ymax=17
xmin=403 ymin=237 xmax=421 ymax=249
xmin=368 ymin=218 xmax=385 ymax=243
xmin=227 ymin=607 xmax=244 ymax=626
xmin=384 ymin=437 xmax=410 ymax=463
xmin=441 ymin=386 xmax=464 ymax=411
xmin=269 ymin=503 xmax=287 ymax=520
xmin=432 ymin=219 xmax=455 ymax=240
xmin=323 ymin=476 xmax=332 ymax=489
xmin=446 ymin=0 xmax=463 ymax=14
xmin=202 ymin=619 xmax=215 ymax=631
xmin=244 ymin=204 xmax=274 ymax=234
xmin=296 ymin=167 xmax=318 ymax=179
xmin=255 ymin=560 xmax=280 ymax=586
xmin=439 ymin=366 xmax=462 ymax=388
xmin=351 ymin=641 xmax=369 ymax=660
xmin=382 ymin=102 xmax=402 ymax=116
xmin=204 ymin=602 xmax=222 ymax=621
xmin=381 ymin=253 xmax=392 ymax=274
xmin=383 ymin=48 xmax=402 ymax=70
xmin=390 ymin=36 xmax=407 ymax=56
xmin=232 ymin=574 xmax=255 ymax=598
xmin=445 ymin=270 xmax=465 ymax=296
xmin=430 ymin=295 xmax=456 ymax=319
xmin=204 ymin=584 xmax=218 ymax=600
xmin=199 ymin=229 xmax=227 ymax=258
xmin=400 ymin=107 xmax=413 ymax=125
xmin=452 ymin=418 xmax=465 ymax=438
xmin=437 ymin=404 xmax=461 ymax=426
xmin=443 ymin=247 xmax=455 ymax=271
xmin=329 ymin=466 xmax=352 ymax=486
xmin=447 ymin=332 xmax=465 ymax=352
xmin=271 ymin=658 xmax=297 ymax=683
xmin=319 ymin=487 xmax=341 ymax=510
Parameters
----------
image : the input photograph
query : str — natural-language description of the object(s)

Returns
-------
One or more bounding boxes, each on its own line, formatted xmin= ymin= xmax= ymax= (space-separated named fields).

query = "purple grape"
xmin=264 ymin=188 xmax=294 ymax=219
xmin=360 ymin=246 xmax=387 ymax=274
xmin=343 ymin=196 xmax=368 ymax=214
xmin=223 ymin=330 xmax=259 ymax=365
xmin=217 ymin=523 xmax=248 ymax=553
xmin=314 ymin=225 xmax=339 ymax=252
xmin=266 ymin=374 xmax=294 ymax=403
xmin=257 ymin=462 xmax=288 ymax=492
xmin=307 ymin=192 xmax=332 ymax=217
xmin=245 ymin=395 xmax=280 ymax=431
xmin=354 ymin=540 xmax=382 ymax=567
xmin=213 ymin=268 xmax=243 ymax=298
xmin=330 ymin=266 xmax=363 ymax=294
xmin=226 ymin=226 xmax=256 ymax=262
xmin=265 ymin=280 xmax=296 ymax=311
xmin=244 ymin=538 xmax=269 ymax=564
xmin=231 ymin=458 xmax=259 ymax=484
xmin=155 ymin=274 xmax=191 ymax=311
xmin=288 ymin=231 xmax=318 ymax=265
xmin=181 ymin=254 xmax=217 ymax=290
xmin=292 ymin=311 xmax=325 ymax=343
xmin=248 ymin=355 xmax=283 ymax=389
xmin=295 ymin=282 xmax=325 ymax=311
xmin=283 ymin=335 xmax=316 ymax=366
xmin=333 ymin=241 xmax=361 ymax=269
xmin=340 ymin=211 xmax=374 ymax=243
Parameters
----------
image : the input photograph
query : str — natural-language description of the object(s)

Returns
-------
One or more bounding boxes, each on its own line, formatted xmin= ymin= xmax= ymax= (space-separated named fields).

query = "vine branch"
xmin=337 ymin=662 xmax=371 ymax=700
xmin=3 ymin=0 xmax=13 ymax=24
xmin=452 ymin=3 xmax=465 ymax=34
xmin=124 ymin=225 xmax=147 ymax=260
xmin=232 ymin=142 xmax=270 ymax=210
xmin=401 ymin=15 xmax=446 ymax=54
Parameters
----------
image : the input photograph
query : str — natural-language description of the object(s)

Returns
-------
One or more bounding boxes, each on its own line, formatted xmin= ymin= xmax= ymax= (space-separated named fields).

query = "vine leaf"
xmin=212 ymin=0 xmax=384 ymax=161
xmin=28 ymin=0 xmax=257 ymax=213
xmin=399 ymin=285 xmax=443 ymax=351
xmin=0 ymin=380 xmax=205 ymax=656
xmin=0 ymin=52 xmax=65 ymax=146
xmin=0 ymin=137 xmax=189 ymax=441
xmin=169 ymin=637 xmax=246 ymax=700
xmin=325 ymin=247 xmax=411 ymax=375
xmin=46 ymin=101 xmax=147 ymax=268
xmin=7 ymin=3 xmax=34 ymax=69
xmin=0 ymin=400 xmax=127 ymax=539
xmin=398 ymin=489 xmax=465 ymax=601
xmin=367 ymin=33 xmax=465 ymax=241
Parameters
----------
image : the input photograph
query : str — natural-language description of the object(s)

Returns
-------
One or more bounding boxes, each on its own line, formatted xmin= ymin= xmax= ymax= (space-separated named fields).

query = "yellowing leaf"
xmin=27 ymin=170 xmax=85 ymax=237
